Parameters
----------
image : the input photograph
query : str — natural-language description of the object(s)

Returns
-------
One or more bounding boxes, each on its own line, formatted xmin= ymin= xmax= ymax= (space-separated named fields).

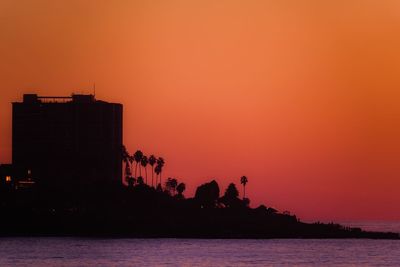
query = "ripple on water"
xmin=0 ymin=238 xmax=399 ymax=266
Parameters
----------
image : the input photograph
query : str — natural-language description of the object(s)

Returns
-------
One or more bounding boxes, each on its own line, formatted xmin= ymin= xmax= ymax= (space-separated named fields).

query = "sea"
xmin=0 ymin=222 xmax=399 ymax=267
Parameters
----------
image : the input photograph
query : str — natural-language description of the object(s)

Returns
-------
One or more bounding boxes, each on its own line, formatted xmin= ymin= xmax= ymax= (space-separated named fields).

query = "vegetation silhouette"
xmin=165 ymin=178 xmax=178 ymax=196
xmin=156 ymin=157 xmax=165 ymax=187
xmin=176 ymin=182 xmax=186 ymax=200
xmin=148 ymin=155 xmax=157 ymax=187
xmin=195 ymin=180 xmax=220 ymax=209
xmin=240 ymin=176 xmax=248 ymax=199
xmin=141 ymin=156 xmax=148 ymax=184
xmin=220 ymin=183 xmax=243 ymax=209
xmin=0 ymin=147 xmax=398 ymax=239
xmin=133 ymin=150 xmax=143 ymax=179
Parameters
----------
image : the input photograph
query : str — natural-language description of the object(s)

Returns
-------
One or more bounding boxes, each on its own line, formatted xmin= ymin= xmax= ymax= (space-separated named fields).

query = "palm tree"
xmin=156 ymin=157 xmax=165 ymax=186
xmin=128 ymin=155 xmax=134 ymax=178
xmin=148 ymin=155 xmax=156 ymax=187
xmin=240 ymin=176 xmax=248 ymax=199
xmin=122 ymin=146 xmax=132 ymax=186
xmin=154 ymin=164 xmax=161 ymax=188
xmin=133 ymin=150 xmax=143 ymax=178
xmin=124 ymin=161 xmax=131 ymax=184
xmin=122 ymin=145 xmax=130 ymax=163
xmin=141 ymin=155 xmax=148 ymax=184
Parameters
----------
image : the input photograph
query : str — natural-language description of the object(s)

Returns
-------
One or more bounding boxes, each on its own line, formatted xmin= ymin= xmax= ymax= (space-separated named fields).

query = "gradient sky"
xmin=1 ymin=0 xmax=400 ymax=221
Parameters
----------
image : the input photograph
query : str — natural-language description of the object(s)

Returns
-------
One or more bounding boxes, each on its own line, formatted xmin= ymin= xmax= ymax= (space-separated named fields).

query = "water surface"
xmin=0 ymin=238 xmax=399 ymax=266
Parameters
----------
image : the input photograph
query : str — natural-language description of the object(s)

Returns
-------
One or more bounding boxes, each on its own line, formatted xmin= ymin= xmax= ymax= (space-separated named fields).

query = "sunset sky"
xmin=1 ymin=0 xmax=400 ymax=221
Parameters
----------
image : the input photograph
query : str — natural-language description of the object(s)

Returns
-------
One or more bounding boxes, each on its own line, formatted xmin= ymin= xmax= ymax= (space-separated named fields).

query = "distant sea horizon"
xmin=321 ymin=221 xmax=400 ymax=233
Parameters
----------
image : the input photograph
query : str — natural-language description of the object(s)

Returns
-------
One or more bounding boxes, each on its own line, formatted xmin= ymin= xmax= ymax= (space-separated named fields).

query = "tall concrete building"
xmin=12 ymin=94 xmax=123 ymax=191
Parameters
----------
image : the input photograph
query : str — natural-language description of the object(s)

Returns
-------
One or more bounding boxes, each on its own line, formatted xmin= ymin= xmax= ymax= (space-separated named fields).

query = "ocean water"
xmin=0 ymin=238 xmax=399 ymax=266
xmin=338 ymin=221 xmax=400 ymax=234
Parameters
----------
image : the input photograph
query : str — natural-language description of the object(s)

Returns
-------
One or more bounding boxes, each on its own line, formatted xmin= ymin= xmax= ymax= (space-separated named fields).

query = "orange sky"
xmin=1 ymin=0 xmax=400 ymax=221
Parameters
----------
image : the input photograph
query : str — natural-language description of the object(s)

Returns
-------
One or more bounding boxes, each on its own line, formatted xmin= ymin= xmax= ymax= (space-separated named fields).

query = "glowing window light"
xmin=5 ymin=176 xmax=11 ymax=182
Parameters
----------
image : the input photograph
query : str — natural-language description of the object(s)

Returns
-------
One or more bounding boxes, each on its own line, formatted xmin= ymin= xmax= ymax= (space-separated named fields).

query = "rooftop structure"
xmin=12 ymin=94 xmax=123 ymax=193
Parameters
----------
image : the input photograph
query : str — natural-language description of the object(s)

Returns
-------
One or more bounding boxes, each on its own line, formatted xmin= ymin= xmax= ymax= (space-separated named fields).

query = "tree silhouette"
xmin=156 ymin=157 xmax=165 ymax=187
xmin=122 ymin=145 xmax=130 ymax=163
xmin=194 ymin=180 xmax=220 ymax=208
xmin=176 ymin=182 xmax=186 ymax=195
xmin=225 ymin=183 xmax=239 ymax=198
xmin=128 ymin=155 xmax=134 ymax=177
xmin=221 ymin=183 xmax=240 ymax=208
xmin=165 ymin=177 xmax=178 ymax=195
xmin=154 ymin=165 xmax=161 ymax=188
xmin=176 ymin=182 xmax=186 ymax=199
xmin=148 ymin=155 xmax=157 ymax=187
xmin=240 ymin=176 xmax=248 ymax=199
xmin=122 ymin=146 xmax=131 ymax=185
xmin=141 ymin=155 xmax=148 ymax=185
xmin=137 ymin=176 xmax=144 ymax=185
xmin=124 ymin=161 xmax=132 ymax=186
xmin=133 ymin=150 xmax=143 ymax=178
xmin=127 ymin=176 xmax=136 ymax=187
xmin=171 ymin=178 xmax=177 ymax=195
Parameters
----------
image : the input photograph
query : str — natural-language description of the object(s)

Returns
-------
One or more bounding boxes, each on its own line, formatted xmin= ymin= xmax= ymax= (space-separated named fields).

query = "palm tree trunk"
xmin=135 ymin=163 xmax=138 ymax=178
xmin=243 ymin=185 xmax=246 ymax=199
xmin=151 ymin=168 xmax=154 ymax=187
xmin=145 ymin=168 xmax=148 ymax=184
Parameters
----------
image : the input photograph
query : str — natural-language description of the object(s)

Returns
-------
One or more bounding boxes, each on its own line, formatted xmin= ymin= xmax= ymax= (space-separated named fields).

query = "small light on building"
xmin=5 ymin=176 xmax=11 ymax=182
xmin=28 ymin=169 xmax=31 ymax=175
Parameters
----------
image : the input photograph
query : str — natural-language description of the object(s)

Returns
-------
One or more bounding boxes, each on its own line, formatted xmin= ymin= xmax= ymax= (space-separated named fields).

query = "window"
xmin=5 ymin=176 xmax=11 ymax=182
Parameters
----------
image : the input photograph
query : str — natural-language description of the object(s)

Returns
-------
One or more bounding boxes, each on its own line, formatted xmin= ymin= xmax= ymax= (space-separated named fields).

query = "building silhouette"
xmin=11 ymin=94 xmax=123 ymax=192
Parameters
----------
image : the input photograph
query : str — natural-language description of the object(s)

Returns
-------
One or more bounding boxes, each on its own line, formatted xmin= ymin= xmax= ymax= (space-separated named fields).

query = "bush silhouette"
xmin=194 ymin=180 xmax=220 ymax=208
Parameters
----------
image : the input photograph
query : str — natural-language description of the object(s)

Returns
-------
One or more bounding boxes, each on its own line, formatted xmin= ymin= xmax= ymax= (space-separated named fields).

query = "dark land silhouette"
xmin=0 ymin=176 xmax=398 ymax=239
xmin=0 ymin=94 xmax=398 ymax=239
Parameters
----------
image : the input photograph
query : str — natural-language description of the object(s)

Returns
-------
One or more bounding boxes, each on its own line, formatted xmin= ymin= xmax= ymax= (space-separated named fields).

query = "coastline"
xmin=2 ymin=184 xmax=399 ymax=240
